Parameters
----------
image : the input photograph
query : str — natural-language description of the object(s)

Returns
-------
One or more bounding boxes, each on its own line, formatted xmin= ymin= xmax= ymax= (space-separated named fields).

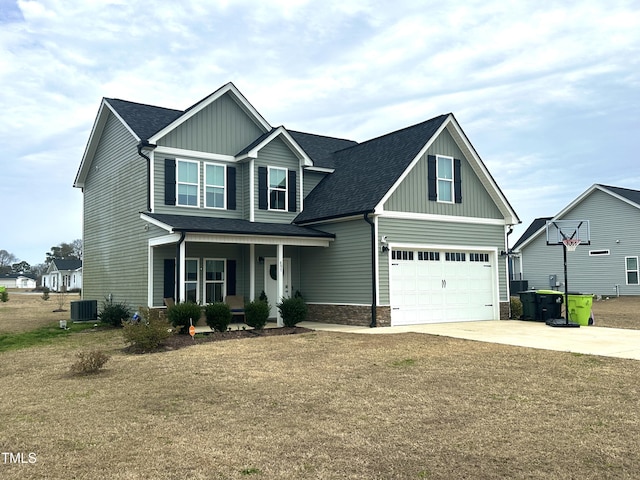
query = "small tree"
xmin=54 ymin=290 xmax=69 ymax=312
xmin=0 ymin=288 xmax=8 ymax=303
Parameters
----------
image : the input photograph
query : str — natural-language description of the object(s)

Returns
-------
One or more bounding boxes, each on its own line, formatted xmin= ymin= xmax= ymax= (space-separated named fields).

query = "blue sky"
xmin=1 ymin=0 xmax=639 ymax=266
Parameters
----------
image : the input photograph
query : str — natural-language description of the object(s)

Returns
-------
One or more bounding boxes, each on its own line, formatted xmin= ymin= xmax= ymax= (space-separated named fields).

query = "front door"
xmin=264 ymin=257 xmax=291 ymax=317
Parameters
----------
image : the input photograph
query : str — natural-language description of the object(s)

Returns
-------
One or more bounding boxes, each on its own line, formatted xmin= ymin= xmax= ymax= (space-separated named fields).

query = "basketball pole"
xmin=562 ymin=242 xmax=569 ymax=325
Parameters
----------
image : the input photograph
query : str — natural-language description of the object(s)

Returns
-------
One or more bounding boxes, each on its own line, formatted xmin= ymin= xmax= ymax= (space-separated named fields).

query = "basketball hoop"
xmin=562 ymin=238 xmax=581 ymax=252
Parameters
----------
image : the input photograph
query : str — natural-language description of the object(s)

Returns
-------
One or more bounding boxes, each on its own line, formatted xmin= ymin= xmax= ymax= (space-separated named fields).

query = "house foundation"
xmin=307 ymin=304 xmax=391 ymax=327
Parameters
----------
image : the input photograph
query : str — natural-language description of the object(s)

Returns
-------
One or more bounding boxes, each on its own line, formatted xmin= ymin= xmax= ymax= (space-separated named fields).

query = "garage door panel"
xmin=390 ymin=248 xmax=497 ymax=326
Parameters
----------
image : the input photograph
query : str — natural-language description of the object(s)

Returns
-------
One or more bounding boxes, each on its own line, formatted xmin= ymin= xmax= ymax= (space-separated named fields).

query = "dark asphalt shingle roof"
xmin=294 ymin=115 xmax=448 ymax=224
xmin=512 ymin=217 xmax=552 ymax=250
xmin=289 ymin=131 xmax=359 ymax=169
xmin=599 ymin=184 xmax=640 ymax=206
xmin=106 ymin=98 xmax=183 ymax=140
xmin=51 ymin=259 xmax=83 ymax=270
xmin=144 ymin=213 xmax=334 ymax=239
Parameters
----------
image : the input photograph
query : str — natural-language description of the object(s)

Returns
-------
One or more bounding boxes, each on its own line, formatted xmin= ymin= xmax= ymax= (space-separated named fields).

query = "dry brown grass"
xmin=591 ymin=296 xmax=640 ymax=330
xmin=1 ymin=294 xmax=639 ymax=478
xmin=0 ymin=289 xmax=81 ymax=333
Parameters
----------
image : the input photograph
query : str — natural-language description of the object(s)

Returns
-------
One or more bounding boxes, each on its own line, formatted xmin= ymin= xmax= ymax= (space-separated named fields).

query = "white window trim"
xmin=177 ymin=159 xmax=200 ymax=208
xmin=204 ymin=162 xmax=226 ymax=210
xmin=204 ymin=258 xmax=226 ymax=304
xmin=436 ymin=154 xmax=454 ymax=204
xmin=184 ymin=257 xmax=200 ymax=303
xmin=625 ymin=256 xmax=639 ymax=285
xmin=268 ymin=166 xmax=288 ymax=211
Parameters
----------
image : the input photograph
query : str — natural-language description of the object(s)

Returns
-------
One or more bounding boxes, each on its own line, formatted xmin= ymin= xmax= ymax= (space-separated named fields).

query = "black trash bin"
xmin=518 ymin=291 xmax=538 ymax=321
xmin=518 ymin=290 xmax=563 ymax=321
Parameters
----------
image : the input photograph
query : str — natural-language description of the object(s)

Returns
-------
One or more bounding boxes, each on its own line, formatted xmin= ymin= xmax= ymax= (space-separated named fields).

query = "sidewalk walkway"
xmin=298 ymin=320 xmax=640 ymax=361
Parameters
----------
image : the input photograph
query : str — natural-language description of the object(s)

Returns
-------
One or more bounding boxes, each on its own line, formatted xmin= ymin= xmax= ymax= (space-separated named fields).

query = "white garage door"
xmin=390 ymin=249 xmax=496 ymax=326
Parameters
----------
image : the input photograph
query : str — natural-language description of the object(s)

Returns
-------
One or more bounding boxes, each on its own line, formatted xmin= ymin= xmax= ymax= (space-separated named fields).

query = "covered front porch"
xmin=142 ymin=213 xmax=334 ymax=326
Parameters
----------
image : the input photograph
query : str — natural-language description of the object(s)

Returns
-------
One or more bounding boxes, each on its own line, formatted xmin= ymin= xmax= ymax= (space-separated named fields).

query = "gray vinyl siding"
xmin=156 ymin=92 xmax=264 ymax=155
xmin=152 ymin=153 xmax=243 ymax=219
xmin=378 ymin=216 xmax=507 ymax=304
xmin=303 ymin=170 xmax=327 ymax=199
xmin=253 ymin=137 xmax=300 ymax=224
xmin=300 ymin=219 xmax=371 ymax=304
xmin=519 ymin=190 xmax=640 ymax=296
xmin=384 ymin=128 xmax=503 ymax=219
xmin=82 ymin=112 xmax=151 ymax=308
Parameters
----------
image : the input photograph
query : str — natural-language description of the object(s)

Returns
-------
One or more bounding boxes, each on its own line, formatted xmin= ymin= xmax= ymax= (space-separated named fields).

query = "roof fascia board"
xmin=183 ymin=232 xmax=332 ymax=247
xmin=75 ymin=99 xmax=140 ymax=188
xmin=140 ymin=213 xmax=174 ymax=232
xmin=305 ymin=166 xmax=335 ymax=173
xmin=153 ymin=145 xmax=236 ymax=163
xmin=148 ymin=83 xmax=271 ymax=143
xmin=374 ymin=116 xmax=451 ymax=213
xmin=295 ymin=213 xmax=371 ymax=226
xmin=380 ymin=210 xmax=507 ymax=226
xmin=599 ymin=185 xmax=640 ymax=210
xmin=445 ymin=117 xmax=520 ymax=225
xmin=242 ymin=127 xmax=313 ymax=166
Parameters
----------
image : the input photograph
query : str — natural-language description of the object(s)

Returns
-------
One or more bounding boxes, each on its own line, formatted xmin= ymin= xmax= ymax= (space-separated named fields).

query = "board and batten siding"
xmin=299 ymin=219 xmax=372 ymax=305
xmin=520 ymin=189 xmax=640 ymax=296
xmin=377 ymin=216 xmax=507 ymax=304
xmin=384 ymin=128 xmax=503 ymax=219
xmin=253 ymin=137 xmax=300 ymax=224
xmin=156 ymin=92 xmax=265 ymax=156
xmin=152 ymin=153 xmax=244 ymax=219
xmin=82 ymin=112 xmax=151 ymax=307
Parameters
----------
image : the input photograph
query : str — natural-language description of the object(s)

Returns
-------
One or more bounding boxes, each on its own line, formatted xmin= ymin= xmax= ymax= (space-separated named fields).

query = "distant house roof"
xmin=512 ymin=217 xmax=553 ymax=250
xmin=51 ymin=259 xmax=83 ymax=271
xmin=294 ymin=115 xmax=449 ymax=224
xmin=142 ymin=213 xmax=335 ymax=239
xmin=1 ymin=273 xmax=36 ymax=280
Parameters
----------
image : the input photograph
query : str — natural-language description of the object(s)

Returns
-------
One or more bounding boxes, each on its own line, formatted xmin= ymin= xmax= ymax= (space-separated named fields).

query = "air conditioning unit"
xmin=70 ymin=300 xmax=98 ymax=322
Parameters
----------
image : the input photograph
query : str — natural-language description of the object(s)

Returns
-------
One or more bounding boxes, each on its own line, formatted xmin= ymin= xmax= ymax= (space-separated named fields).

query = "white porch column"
xmin=276 ymin=243 xmax=284 ymax=327
xmin=147 ymin=244 xmax=154 ymax=307
xmin=249 ymin=243 xmax=256 ymax=301
xmin=179 ymin=240 xmax=186 ymax=302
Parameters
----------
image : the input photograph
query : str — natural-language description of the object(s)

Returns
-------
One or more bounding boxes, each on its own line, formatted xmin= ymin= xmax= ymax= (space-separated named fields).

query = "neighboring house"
xmin=42 ymin=259 xmax=82 ymax=292
xmin=512 ymin=184 xmax=640 ymax=296
xmin=0 ymin=273 xmax=37 ymax=289
xmin=74 ymin=82 xmax=519 ymax=327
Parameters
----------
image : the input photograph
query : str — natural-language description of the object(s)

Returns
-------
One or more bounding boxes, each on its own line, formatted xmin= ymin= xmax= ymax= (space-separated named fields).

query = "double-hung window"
xmin=184 ymin=258 xmax=199 ymax=303
xmin=437 ymin=155 xmax=453 ymax=203
xmin=205 ymin=163 xmax=225 ymax=209
xmin=626 ymin=257 xmax=639 ymax=285
xmin=204 ymin=259 xmax=225 ymax=303
xmin=177 ymin=160 xmax=199 ymax=207
xmin=268 ymin=167 xmax=287 ymax=211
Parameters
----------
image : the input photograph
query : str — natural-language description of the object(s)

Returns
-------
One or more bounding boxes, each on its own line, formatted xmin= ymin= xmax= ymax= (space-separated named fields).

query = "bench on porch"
xmin=225 ymin=295 xmax=245 ymax=323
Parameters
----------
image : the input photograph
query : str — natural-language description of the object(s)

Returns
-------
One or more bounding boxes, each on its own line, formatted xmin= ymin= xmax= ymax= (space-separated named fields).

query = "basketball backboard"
xmin=546 ymin=220 xmax=591 ymax=246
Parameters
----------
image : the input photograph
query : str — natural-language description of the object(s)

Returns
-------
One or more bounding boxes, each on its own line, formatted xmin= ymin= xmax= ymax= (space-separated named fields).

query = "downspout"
xmin=364 ymin=213 xmax=377 ymax=328
xmin=175 ymin=231 xmax=186 ymax=302
xmin=136 ymin=140 xmax=154 ymax=212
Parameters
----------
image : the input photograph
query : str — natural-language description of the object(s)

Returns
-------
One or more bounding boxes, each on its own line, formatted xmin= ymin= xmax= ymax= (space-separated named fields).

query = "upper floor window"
xmin=437 ymin=155 xmax=453 ymax=203
xmin=268 ymin=167 xmax=287 ymax=211
xmin=177 ymin=160 xmax=199 ymax=207
xmin=205 ymin=163 xmax=225 ymax=209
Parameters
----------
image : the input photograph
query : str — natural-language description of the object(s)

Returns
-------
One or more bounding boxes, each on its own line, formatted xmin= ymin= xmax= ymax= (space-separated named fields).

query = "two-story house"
xmin=74 ymin=82 xmax=519 ymax=327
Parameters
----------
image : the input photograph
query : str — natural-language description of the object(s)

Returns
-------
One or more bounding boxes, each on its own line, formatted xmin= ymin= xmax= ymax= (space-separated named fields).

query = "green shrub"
xmin=205 ymin=302 xmax=232 ymax=332
xmin=278 ymin=296 xmax=308 ymax=327
xmin=167 ymin=301 xmax=202 ymax=333
xmin=122 ymin=308 xmax=174 ymax=352
xmin=510 ymin=296 xmax=523 ymax=319
xmin=244 ymin=300 xmax=270 ymax=330
xmin=70 ymin=350 xmax=110 ymax=375
xmin=259 ymin=290 xmax=268 ymax=303
xmin=99 ymin=296 xmax=131 ymax=328
xmin=0 ymin=290 xmax=8 ymax=302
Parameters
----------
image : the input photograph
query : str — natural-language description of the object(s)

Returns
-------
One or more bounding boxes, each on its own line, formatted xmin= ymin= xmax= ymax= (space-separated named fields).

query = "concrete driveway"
xmin=298 ymin=320 xmax=640 ymax=361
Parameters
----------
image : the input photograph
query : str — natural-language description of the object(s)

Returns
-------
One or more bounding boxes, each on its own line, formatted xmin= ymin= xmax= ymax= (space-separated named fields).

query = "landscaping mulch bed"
xmin=124 ymin=326 xmax=313 ymax=354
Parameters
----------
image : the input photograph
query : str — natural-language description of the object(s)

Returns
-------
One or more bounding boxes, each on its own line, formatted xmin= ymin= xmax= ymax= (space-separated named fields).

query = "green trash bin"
xmin=567 ymin=294 xmax=594 ymax=326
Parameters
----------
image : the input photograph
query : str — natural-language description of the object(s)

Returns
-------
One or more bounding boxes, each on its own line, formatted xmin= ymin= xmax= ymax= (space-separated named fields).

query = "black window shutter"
xmin=163 ymin=258 xmax=176 ymax=299
xmin=258 ymin=166 xmax=267 ymax=210
xmin=227 ymin=166 xmax=236 ymax=210
xmin=227 ymin=260 xmax=236 ymax=296
xmin=288 ymin=170 xmax=297 ymax=212
xmin=165 ymin=159 xmax=176 ymax=205
xmin=454 ymin=159 xmax=462 ymax=204
xmin=427 ymin=155 xmax=437 ymax=201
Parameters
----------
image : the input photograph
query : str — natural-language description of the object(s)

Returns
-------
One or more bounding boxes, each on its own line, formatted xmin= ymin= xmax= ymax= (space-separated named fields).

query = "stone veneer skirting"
xmin=500 ymin=301 xmax=510 ymax=320
xmin=307 ymin=304 xmax=391 ymax=327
